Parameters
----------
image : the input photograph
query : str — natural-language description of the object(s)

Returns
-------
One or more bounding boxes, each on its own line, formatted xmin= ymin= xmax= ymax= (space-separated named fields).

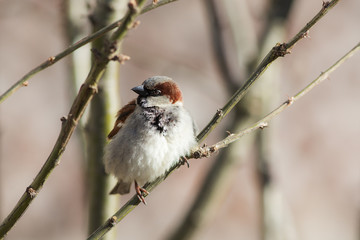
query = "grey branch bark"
xmin=87 ymin=2 xmax=342 ymax=240
xmin=0 ymin=0 xmax=147 ymax=238
xmin=0 ymin=0 xmax=180 ymax=104
xmin=86 ymin=1 xmax=127 ymax=239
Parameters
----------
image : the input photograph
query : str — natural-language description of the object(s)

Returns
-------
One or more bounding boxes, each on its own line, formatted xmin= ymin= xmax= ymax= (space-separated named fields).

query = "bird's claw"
xmin=135 ymin=181 xmax=149 ymax=205
xmin=180 ymin=156 xmax=190 ymax=168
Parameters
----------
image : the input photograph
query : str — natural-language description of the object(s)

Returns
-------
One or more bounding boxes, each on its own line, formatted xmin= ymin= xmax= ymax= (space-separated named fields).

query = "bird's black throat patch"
xmin=142 ymin=106 xmax=176 ymax=135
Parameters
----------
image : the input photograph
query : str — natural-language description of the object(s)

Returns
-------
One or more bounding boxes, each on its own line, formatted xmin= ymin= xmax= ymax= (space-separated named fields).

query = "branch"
xmin=196 ymin=0 xmax=340 ymax=143
xmin=86 ymin=1 xmax=341 ymax=239
xmin=0 ymin=0 xmax=179 ymax=104
xmin=169 ymin=0 xmax=296 ymax=238
xmin=0 ymin=1 xmax=148 ymax=238
xmin=86 ymin=1 xmax=124 ymax=239
xmin=193 ymin=42 xmax=360 ymax=158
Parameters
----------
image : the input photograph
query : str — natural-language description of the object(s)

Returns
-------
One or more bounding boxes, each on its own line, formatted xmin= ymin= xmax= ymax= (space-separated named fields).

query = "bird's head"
xmin=132 ymin=76 xmax=183 ymax=108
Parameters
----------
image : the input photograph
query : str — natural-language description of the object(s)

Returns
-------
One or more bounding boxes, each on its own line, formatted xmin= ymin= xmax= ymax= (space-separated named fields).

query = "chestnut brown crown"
xmin=132 ymin=76 xmax=183 ymax=105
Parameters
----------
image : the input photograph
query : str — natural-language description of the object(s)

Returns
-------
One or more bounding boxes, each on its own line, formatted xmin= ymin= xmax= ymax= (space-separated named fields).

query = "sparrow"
xmin=103 ymin=76 xmax=197 ymax=204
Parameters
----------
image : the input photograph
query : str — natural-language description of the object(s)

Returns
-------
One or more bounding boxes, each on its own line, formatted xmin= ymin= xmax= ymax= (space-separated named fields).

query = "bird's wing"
xmin=107 ymin=99 xmax=137 ymax=139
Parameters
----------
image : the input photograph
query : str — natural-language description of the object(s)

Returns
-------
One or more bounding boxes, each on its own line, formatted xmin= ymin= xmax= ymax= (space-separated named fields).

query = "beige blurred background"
xmin=0 ymin=0 xmax=359 ymax=239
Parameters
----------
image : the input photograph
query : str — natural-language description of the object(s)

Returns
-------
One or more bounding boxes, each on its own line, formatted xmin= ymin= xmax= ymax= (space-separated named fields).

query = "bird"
xmin=103 ymin=76 xmax=198 ymax=204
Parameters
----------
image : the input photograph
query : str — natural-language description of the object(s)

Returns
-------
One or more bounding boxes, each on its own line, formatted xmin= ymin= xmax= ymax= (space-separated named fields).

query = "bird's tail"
xmin=109 ymin=180 xmax=131 ymax=195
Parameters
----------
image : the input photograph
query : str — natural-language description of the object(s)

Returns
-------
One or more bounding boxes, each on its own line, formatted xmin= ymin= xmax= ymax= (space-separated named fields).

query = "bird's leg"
xmin=180 ymin=156 xmax=190 ymax=168
xmin=135 ymin=181 xmax=149 ymax=205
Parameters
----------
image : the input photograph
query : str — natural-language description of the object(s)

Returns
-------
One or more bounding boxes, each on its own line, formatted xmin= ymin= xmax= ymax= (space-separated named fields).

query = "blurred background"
xmin=0 ymin=0 xmax=359 ymax=239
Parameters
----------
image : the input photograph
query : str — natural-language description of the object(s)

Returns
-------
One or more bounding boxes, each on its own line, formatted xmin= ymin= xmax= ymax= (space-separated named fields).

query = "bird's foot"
xmin=180 ymin=156 xmax=190 ymax=168
xmin=135 ymin=181 xmax=149 ymax=205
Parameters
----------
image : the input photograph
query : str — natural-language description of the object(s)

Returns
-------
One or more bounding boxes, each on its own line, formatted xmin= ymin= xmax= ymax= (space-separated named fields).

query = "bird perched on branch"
xmin=104 ymin=76 xmax=197 ymax=204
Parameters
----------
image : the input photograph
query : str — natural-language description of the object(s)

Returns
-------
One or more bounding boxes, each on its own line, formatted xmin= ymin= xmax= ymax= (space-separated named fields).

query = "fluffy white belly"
xmin=104 ymin=107 xmax=196 ymax=185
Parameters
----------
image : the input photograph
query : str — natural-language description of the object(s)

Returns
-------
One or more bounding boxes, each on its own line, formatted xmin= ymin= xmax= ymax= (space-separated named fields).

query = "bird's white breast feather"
xmin=104 ymin=106 xmax=196 ymax=185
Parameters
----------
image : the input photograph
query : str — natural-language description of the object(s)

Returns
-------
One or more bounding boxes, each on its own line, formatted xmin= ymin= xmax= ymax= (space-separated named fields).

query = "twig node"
xmin=132 ymin=20 xmax=141 ymax=29
xmin=301 ymin=30 xmax=311 ymax=39
xmin=108 ymin=216 xmax=117 ymax=227
xmin=26 ymin=187 xmax=37 ymax=198
xmin=259 ymin=122 xmax=268 ymax=129
xmin=286 ymin=96 xmax=295 ymax=105
xmin=322 ymin=1 xmax=330 ymax=9
xmin=60 ymin=116 xmax=67 ymax=122
xmin=273 ymin=43 xmax=291 ymax=57
xmin=88 ymin=84 xmax=98 ymax=94
xmin=226 ymin=131 xmax=234 ymax=136
xmin=111 ymin=54 xmax=131 ymax=64
xmin=192 ymin=145 xmax=217 ymax=159
xmin=128 ymin=0 xmax=139 ymax=12
xmin=48 ymin=56 xmax=55 ymax=64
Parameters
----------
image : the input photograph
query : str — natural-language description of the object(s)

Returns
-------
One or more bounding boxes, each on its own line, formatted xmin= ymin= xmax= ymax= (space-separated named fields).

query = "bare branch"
xmin=194 ymin=41 xmax=360 ymax=156
xmin=86 ymin=1 xmax=125 ymax=239
xmin=196 ymin=0 xmax=340 ymax=143
xmin=86 ymin=1 xmax=343 ymax=239
xmin=0 ymin=1 xmax=148 ymax=238
xmin=0 ymin=0 xmax=179 ymax=104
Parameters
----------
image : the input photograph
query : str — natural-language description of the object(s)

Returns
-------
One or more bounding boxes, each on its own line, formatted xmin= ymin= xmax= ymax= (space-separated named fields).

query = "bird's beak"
xmin=131 ymin=85 xmax=148 ymax=96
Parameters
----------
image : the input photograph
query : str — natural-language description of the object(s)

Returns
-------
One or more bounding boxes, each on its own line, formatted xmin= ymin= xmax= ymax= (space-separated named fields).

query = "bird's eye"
xmin=149 ymin=89 xmax=161 ymax=96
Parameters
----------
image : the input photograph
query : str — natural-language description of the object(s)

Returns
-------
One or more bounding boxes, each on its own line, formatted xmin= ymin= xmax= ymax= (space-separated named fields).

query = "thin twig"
xmin=0 ymin=1 xmax=148 ymax=238
xmin=168 ymin=0 xmax=296 ymax=236
xmin=196 ymin=0 xmax=340 ymax=143
xmin=0 ymin=0 xmax=179 ymax=104
xmin=86 ymin=1 xmax=341 ymax=239
xmin=193 ymin=42 xmax=360 ymax=156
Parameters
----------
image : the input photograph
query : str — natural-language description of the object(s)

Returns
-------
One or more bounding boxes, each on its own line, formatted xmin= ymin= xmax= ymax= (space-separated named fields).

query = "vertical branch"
xmin=252 ymin=1 xmax=295 ymax=239
xmin=87 ymin=1 xmax=341 ymax=238
xmin=86 ymin=1 xmax=127 ymax=238
xmin=169 ymin=0 xmax=294 ymax=239
xmin=168 ymin=0 xmax=259 ymax=238
xmin=0 ymin=0 xmax=147 ymax=237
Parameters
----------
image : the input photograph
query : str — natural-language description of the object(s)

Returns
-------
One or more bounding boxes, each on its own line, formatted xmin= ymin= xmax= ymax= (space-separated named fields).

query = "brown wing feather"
xmin=107 ymin=99 xmax=137 ymax=139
